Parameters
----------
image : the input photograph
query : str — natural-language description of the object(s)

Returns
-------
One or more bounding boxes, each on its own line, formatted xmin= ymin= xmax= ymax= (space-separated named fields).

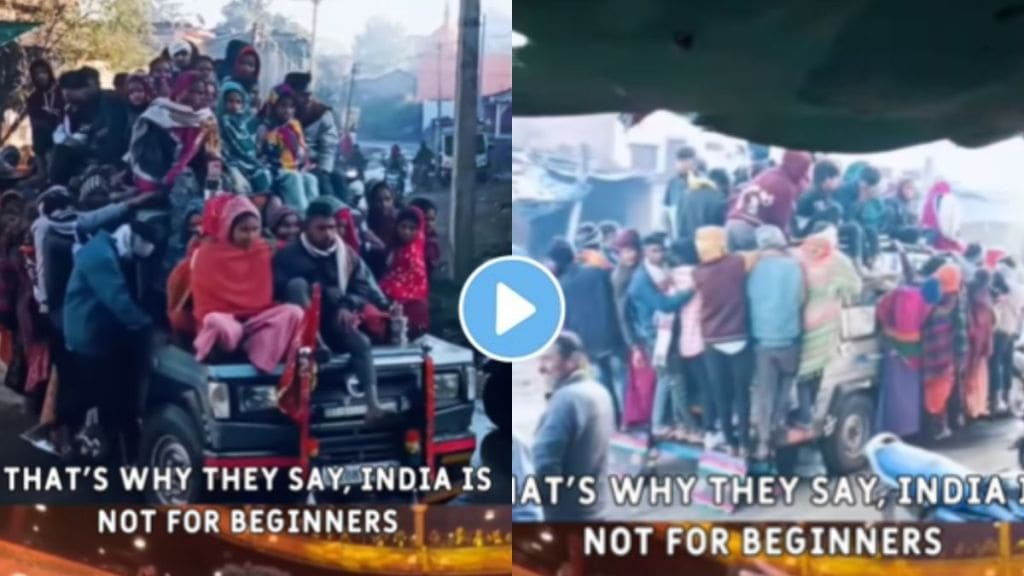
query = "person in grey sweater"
xmin=285 ymin=72 xmax=342 ymax=198
xmin=533 ymin=332 xmax=614 ymax=522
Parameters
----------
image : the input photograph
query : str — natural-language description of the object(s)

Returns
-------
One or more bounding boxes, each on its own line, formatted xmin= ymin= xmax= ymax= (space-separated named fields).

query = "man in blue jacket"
xmin=628 ymin=234 xmax=691 ymax=435
xmin=548 ymin=239 xmax=624 ymax=427
xmin=64 ymin=221 xmax=157 ymax=460
xmin=746 ymin=225 xmax=805 ymax=461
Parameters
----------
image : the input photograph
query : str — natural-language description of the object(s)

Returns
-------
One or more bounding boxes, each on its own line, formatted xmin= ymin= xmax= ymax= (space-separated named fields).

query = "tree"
xmin=30 ymin=0 xmax=152 ymax=71
xmin=216 ymin=0 xmax=272 ymax=35
xmin=148 ymin=0 xmax=185 ymax=23
xmin=352 ymin=17 xmax=414 ymax=77
xmin=0 ymin=0 xmax=152 ymax=143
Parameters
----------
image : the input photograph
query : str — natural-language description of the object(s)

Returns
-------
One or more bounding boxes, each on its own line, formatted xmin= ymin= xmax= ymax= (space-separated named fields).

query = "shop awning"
xmin=0 ymin=21 xmax=38 ymax=45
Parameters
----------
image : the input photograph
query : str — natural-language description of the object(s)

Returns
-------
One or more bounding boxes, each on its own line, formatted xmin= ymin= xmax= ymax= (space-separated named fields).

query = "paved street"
xmin=514 ymin=359 xmax=1024 ymax=522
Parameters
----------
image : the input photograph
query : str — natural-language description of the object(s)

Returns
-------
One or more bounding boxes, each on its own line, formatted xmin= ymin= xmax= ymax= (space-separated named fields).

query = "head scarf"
xmin=934 ymin=264 xmax=962 ymax=296
xmin=216 ymin=80 xmax=261 ymax=170
xmin=337 ymin=208 xmax=361 ymax=253
xmin=231 ymin=45 xmax=261 ymax=83
xmin=695 ymin=226 xmax=728 ymax=264
xmin=191 ymin=195 xmax=273 ymax=322
xmin=755 ymin=225 xmax=787 ymax=250
xmin=264 ymin=83 xmax=295 ymax=118
xmin=169 ymin=40 xmax=193 ymax=61
xmin=266 ymin=203 xmax=297 ymax=236
xmin=171 ymin=71 xmax=203 ymax=103
xmin=201 ymin=194 xmax=234 ymax=239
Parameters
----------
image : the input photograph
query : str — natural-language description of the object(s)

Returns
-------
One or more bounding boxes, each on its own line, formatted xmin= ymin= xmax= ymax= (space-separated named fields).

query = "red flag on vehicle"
xmin=277 ymin=284 xmax=322 ymax=467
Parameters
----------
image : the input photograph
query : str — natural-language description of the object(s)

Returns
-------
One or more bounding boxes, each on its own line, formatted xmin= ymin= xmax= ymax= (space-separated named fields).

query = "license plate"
xmin=321 ymin=461 xmax=400 ymax=485
xmin=323 ymin=399 xmax=398 ymax=419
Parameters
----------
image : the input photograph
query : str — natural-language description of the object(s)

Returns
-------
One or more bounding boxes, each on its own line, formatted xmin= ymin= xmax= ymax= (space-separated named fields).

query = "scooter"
xmin=864 ymin=433 xmax=1024 ymax=521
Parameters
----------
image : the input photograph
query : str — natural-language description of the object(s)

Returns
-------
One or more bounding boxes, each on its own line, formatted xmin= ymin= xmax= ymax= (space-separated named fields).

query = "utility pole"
xmin=478 ymin=13 xmax=486 ymax=119
xmin=343 ymin=62 xmax=358 ymax=133
xmin=293 ymin=0 xmax=330 ymax=84
xmin=450 ymin=0 xmax=481 ymax=281
xmin=309 ymin=0 xmax=322 ymax=71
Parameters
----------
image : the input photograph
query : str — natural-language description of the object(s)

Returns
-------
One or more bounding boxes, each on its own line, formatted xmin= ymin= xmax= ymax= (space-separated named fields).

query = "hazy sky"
xmin=177 ymin=0 xmax=512 ymax=52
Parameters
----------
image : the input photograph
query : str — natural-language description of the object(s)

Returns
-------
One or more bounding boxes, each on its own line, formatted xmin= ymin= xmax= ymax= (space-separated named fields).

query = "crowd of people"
xmin=524 ymin=145 xmax=1024 ymax=521
xmin=2 ymin=40 xmax=447 ymax=458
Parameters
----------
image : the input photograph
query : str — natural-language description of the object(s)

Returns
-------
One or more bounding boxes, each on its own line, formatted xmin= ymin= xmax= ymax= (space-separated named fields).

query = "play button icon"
xmin=460 ymin=256 xmax=565 ymax=362
xmin=495 ymin=283 xmax=536 ymax=336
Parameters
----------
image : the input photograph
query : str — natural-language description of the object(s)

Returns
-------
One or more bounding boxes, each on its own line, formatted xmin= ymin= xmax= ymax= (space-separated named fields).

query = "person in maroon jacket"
xmin=752 ymin=150 xmax=813 ymax=236
xmin=693 ymin=225 xmax=757 ymax=456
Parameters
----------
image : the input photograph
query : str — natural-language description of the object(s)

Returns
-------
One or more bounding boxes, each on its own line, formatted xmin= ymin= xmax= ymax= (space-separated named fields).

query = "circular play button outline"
xmin=458 ymin=255 xmax=566 ymax=362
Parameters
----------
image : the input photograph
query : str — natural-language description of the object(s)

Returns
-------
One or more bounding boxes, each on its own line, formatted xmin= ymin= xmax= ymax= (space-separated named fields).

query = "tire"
xmin=139 ymin=404 xmax=202 ymax=505
xmin=821 ymin=393 xmax=874 ymax=475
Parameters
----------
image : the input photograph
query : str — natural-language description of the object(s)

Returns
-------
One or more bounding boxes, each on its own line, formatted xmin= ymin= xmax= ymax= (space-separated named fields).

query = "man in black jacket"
xmin=272 ymin=199 xmax=393 ymax=422
xmin=548 ymin=239 xmax=625 ymax=427
xmin=50 ymin=68 xmax=132 ymax=185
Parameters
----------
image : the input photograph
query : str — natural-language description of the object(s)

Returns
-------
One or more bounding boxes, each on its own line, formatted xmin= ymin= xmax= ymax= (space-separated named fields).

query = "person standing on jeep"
xmin=272 ymin=199 xmax=395 ymax=423
xmin=64 ymin=222 xmax=158 ymax=459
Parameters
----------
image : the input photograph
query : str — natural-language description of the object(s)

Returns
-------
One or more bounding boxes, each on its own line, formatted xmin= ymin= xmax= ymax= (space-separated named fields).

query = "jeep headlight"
xmin=208 ymin=381 xmax=230 ymax=419
xmin=238 ymin=385 xmax=278 ymax=413
xmin=435 ymin=372 xmax=461 ymax=402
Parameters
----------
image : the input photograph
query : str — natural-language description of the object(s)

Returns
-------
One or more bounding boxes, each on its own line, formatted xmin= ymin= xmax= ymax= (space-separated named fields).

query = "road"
xmin=0 ymin=384 xmax=495 ymax=505
xmin=513 ymin=359 xmax=1024 ymax=522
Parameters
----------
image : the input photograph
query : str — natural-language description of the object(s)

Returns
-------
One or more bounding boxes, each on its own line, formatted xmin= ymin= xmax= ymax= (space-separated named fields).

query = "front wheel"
xmin=139 ymin=405 xmax=202 ymax=505
xmin=821 ymin=393 xmax=874 ymax=475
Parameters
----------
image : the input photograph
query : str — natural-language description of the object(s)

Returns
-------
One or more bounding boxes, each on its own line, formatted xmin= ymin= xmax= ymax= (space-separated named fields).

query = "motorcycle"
xmin=412 ymin=163 xmax=434 ymax=190
xmin=865 ymin=433 xmax=1024 ymax=521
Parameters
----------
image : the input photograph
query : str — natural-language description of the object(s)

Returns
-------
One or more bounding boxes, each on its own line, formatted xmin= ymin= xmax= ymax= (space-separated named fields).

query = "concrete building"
xmin=414 ymin=6 xmax=512 ymax=132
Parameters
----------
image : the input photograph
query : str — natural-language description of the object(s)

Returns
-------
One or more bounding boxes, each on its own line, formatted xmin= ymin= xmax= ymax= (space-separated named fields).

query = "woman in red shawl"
xmin=336 ymin=207 xmax=361 ymax=253
xmin=921 ymin=181 xmax=964 ymax=253
xmin=191 ymin=195 xmax=303 ymax=373
xmin=379 ymin=206 xmax=429 ymax=338
xmin=964 ymin=271 xmax=996 ymax=419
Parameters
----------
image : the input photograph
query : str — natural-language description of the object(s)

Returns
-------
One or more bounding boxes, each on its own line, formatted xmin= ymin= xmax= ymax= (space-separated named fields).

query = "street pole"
xmin=478 ymin=13 xmax=486 ymax=119
xmin=309 ymin=0 xmax=321 ymax=73
xmin=435 ymin=39 xmax=443 ymax=155
xmin=343 ymin=62 xmax=357 ymax=133
xmin=450 ymin=0 xmax=481 ymax=281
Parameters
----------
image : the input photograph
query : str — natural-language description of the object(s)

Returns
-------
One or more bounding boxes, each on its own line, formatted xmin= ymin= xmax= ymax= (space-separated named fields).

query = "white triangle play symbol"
xmin=496 ymin=282 xmax=536 ymax=336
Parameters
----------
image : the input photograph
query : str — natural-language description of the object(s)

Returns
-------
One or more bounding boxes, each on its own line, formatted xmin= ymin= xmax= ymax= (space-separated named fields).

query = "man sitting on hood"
xmin=285 ymin=72 xmax=342 ymax=199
